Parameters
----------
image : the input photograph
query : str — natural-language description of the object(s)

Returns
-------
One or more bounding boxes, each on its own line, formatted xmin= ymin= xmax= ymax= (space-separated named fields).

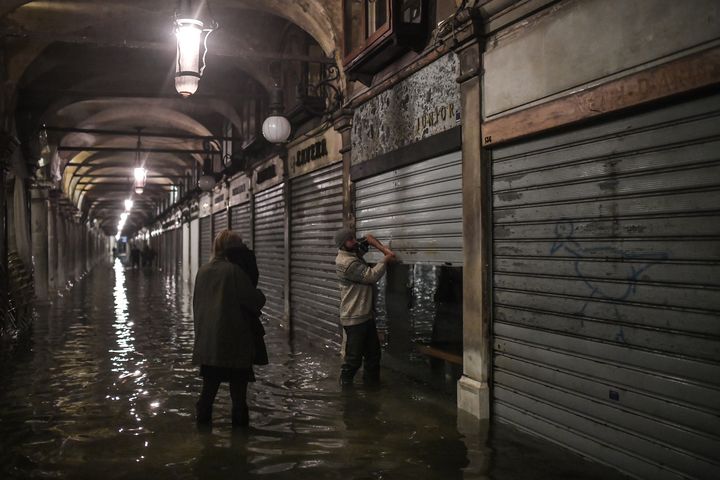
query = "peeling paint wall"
xmin=351 ymin=53 xmax=461 ymax=165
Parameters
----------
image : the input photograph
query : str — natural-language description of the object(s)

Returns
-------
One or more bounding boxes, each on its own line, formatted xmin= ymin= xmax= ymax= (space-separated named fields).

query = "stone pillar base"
xmin=457 ymin=375 xmax=490 ymax=420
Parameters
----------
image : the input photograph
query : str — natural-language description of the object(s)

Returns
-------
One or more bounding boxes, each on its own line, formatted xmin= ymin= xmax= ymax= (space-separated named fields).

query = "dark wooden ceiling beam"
xmin=45 ymin=126 xmax=241 ymax=142
xmin=58 ymin=146 xmax=211 ymax=154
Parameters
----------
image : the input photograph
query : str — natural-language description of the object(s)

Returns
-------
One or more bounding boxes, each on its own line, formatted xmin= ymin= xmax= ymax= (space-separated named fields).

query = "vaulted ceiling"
xmin=1 ymin=0 xmax=343 ymax=235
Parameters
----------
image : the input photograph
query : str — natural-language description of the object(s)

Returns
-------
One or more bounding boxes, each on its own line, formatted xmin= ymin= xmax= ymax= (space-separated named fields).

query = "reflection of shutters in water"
xmin=230 ymin=202 xmax=252 ymax=249
xmin=491 ymin=94 xmax=720 ymax=480
xmin=254 ymin=183 xmax=285 ymax=323
xmin=290 ymin=162 xmax=343 ymax=347
xmin=199 ymin=216 xmax=212 ymax=266
xmin=354 ymin=150 xmax=462 ymax=265
xmin=212 ymin=210 xmax=227 ymax=239
xmin=175 ymin=226 xmax=183 ymax=274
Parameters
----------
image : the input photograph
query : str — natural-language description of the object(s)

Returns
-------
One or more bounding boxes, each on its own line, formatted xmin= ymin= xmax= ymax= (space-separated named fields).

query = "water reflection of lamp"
xmin=124 ymin=199 xmax=134 ymax=211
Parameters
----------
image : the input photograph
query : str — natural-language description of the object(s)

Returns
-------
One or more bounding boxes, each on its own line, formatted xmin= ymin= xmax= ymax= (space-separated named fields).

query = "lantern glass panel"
xmin=175 ymin=19 xmax=202 ymax=73
xmin=401 ymin=0 xmax=422 ymax=23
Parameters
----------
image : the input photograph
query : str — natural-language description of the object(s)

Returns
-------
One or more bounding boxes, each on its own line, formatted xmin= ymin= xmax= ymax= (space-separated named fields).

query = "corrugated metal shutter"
xmin=212 ymin=210 xmax=228 ymax=239
xmin=230 ymin=202 xmax=252 ymax=249
xmin=290 ymin=162 xmax=344 ymax=347
xmin=254 ymin=183 xmax=286 ymax=323
xmin=355 ymin=150 xmax=462 ymax=265
xmin=491 ymin=94 xmax=720 ymax=480
xmin=199 ymin=216 xmax=212 ymax=267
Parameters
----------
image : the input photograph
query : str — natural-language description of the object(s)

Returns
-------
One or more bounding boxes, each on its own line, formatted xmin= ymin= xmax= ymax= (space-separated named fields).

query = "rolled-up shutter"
xmin=254 ymin=183 xmax=285 ymax=323
xmin=230 ymin=202 xmax=252 ymax=249
xmin=491 ymin=93 xmax=720 ymax=479
xmin=290 ymin=162 xmax=343 ymax=347
xmin=212 ymin=210 xmax=227 ymax=239
xmin=199 ymin=216 xmax=212 ymax=266
xmin=354 ymin=150 xmax=462 ymax=265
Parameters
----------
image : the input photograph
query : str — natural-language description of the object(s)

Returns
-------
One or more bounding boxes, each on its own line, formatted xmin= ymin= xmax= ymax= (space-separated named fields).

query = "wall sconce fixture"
xmin=262 ymin=62 xmax=344 ymax=144
xmin=297 ymin=64 xmax=344 ymax=117
xmin=174 ymin=1 xmax=217 ymax=97
xmin=197 ymin=138 xmax=219 ymax=191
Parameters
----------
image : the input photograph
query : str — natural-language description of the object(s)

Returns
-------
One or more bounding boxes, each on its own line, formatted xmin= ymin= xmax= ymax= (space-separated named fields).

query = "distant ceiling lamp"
xmin=124 ymin=199 xmax=134 ymax=211
xmin=174 ymin=1 xmax=217 ymax=97
xmin=133 ymin=128 xmax=147 ymax=194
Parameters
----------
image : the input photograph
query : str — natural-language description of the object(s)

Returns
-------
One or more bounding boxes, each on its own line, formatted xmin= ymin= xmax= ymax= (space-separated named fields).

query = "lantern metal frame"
xmin=173 ymin=3 xmax=218 ymax=97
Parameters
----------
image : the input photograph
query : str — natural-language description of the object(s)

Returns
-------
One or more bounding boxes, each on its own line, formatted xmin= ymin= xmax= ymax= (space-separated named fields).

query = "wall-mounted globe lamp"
xmin=262 ymin=83 xmax=292 ymax=144
xmin=174 ymin=2 xmax=217 ymax=98
xmin=197 ymin=154 xmax=216 ymax=191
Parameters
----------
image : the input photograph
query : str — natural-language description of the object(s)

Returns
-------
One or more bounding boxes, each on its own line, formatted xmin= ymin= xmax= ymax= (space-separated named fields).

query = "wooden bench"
xmin=415 ymin=343 xmax=463 ymax=365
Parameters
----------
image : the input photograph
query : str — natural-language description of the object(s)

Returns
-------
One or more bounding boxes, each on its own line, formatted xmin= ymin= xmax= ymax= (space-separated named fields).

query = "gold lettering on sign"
xmin=416 ymin=103 xmax=456 ymax=134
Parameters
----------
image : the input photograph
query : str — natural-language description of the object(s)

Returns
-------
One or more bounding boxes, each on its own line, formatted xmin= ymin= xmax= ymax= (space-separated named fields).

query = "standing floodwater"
xmin=0 ymin=260 xmax=627 ymax=479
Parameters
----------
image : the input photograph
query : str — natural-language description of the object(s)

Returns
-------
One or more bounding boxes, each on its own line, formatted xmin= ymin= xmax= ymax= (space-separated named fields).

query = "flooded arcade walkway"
xmin=0 ymin=261 xmax=627 ymax=479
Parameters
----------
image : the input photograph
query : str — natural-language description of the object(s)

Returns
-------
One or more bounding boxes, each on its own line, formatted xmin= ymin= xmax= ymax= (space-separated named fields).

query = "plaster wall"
xmin=483 ymin=0 xmax=720 ymax=118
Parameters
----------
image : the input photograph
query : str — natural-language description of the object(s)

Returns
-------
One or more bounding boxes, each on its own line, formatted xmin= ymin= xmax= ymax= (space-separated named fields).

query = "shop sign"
xmin=288 ymin=127 xmax=342 ymax=178
xmin=351 ymin=52 xmax=460 ymax=165
xmin=211 ymin=183 xmax=227 ymax=213
xmin=228 ymin=174 xmax=251 ymax=207
xmin=252 ymin=155 xmax=284 ymax=192
xmin=415 ymin=102 xmax=456 ymax=134
xmin=199 ymin=193 xmax=212 ymax=218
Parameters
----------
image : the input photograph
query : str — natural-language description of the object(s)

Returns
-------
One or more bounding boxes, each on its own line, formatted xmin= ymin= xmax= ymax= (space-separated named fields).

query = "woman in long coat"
xmin=192 ymin=230 xmax=265 ymax=427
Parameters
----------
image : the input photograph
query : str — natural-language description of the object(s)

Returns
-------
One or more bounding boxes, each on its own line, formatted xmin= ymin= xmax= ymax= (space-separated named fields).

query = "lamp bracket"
xmin=298 ymin=64 xmax=344 ymax=118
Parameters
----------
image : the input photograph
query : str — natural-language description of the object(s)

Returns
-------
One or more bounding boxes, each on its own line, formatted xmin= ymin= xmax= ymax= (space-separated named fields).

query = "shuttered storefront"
xmin=491 ymin=94 xmax=720 ymax=479
xmin=254 ymin=183 xmax=286 ymax=323
xmin=290 ymin=162 xmax=343 ymax=347
xmin=355 ymin=150 xmax=463 ymax=265
xmin=230 ymin=202 xmax=252 ymax=248
xmin=199 ymin=216 xmax=212 ymax=267
xmin=212 ymin=210 xmax=227 ymax=239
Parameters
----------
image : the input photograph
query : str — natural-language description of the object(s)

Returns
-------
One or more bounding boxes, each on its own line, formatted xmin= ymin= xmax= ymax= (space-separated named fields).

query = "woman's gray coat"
xmin=192 ymin=258 xmax=266 ymax=369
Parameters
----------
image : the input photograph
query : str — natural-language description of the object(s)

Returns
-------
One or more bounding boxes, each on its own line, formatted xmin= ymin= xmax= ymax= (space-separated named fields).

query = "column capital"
xmin=331 ymin=108 xmax=354 ymax=134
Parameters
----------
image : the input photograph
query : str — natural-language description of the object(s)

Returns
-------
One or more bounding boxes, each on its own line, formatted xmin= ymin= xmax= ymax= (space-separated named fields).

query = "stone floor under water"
xmin=0 ymin=260 xmax=629 ymax=479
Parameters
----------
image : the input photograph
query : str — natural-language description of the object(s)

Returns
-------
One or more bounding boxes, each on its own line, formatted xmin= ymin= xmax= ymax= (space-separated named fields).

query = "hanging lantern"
xmin=262 ymin=84 xmax=291 ymax=144
xmin=134 ymin=167 xmax=147 ymax=194
xmin=174 ymin=8 xmax=216 ymax=98
xmin=197 ymin=155 xmax=216 ymax=191
xmin=133 ymin=128 xmax=147 ymax=195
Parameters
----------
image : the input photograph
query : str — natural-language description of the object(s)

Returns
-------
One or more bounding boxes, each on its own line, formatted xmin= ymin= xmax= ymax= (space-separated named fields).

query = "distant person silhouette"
xmin=130 ymin=245 xmax=141 ymax=269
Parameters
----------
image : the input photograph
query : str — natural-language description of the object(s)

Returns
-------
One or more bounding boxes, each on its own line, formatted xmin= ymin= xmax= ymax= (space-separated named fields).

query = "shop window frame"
xmin=343 ymin=0 xmax=429 ymax=85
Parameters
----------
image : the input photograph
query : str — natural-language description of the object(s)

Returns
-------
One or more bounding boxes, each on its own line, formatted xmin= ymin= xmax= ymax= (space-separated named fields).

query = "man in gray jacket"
xmin=334 ymin=227 xmax=395 ymax=386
